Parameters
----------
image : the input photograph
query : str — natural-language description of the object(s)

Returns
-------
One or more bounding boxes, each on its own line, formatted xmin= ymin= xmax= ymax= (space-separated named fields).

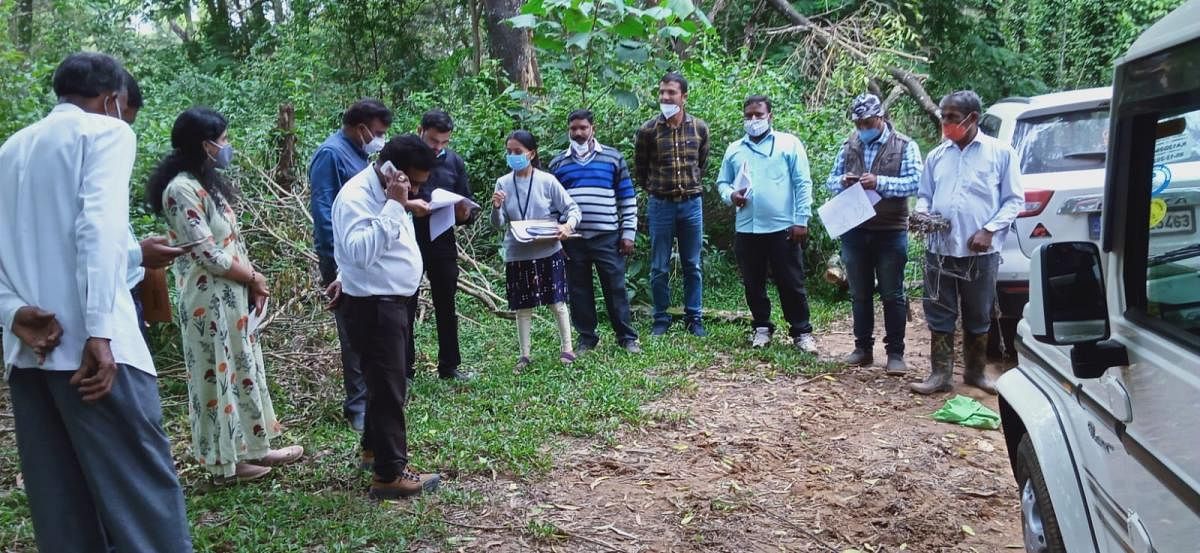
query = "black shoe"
xmin=347 ymin=412 xmax=365 ymax=433
xmin=650 ymin=321 xmax=671 ymax=336
xmin=438 ymin=368 xmax=473 ymax=381
xmin=621 ymin=340 xmax=643 ymax=354
xmin=575 ymin=341 xmax=598 ymax=354
xmin=686 ymin=320 xmax=707 ymax=337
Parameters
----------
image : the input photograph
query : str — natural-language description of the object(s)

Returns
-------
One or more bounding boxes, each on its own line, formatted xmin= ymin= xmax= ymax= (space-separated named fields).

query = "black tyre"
xmin=1013 ymin=434 xmax=1068 ymax=553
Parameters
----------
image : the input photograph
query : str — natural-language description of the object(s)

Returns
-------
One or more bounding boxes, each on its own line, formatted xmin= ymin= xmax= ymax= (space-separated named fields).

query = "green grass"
xmin=0 ymin=258 xmax=849 ymax=551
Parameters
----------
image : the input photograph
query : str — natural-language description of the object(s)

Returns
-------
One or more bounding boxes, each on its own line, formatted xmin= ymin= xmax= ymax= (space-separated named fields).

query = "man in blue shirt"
xmin=309 ymin=98 xmax=393 ymax=431
xmin=911 ymin=90 xmax=1024 ymax=395
xmin=826 ymin=93 xmax=923 ymax=375
xmin=716 ymin=95 xmax=818 ymax=354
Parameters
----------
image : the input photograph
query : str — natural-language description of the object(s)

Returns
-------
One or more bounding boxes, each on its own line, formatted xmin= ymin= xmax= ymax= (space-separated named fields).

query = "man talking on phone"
xmin=825 ymin=93 xmax=922 ymax=375
xmin=328 ymin=134 xmax=440 ymax=499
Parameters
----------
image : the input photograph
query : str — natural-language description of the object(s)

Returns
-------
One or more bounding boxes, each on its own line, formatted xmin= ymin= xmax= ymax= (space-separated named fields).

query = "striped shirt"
xmin=548 ymin=142 xmax=638 ymax=241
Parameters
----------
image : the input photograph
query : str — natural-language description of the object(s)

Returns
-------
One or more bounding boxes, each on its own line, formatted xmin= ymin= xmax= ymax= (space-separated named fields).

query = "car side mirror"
xmin=1028 ymin=242 xmax=1110 ymax=345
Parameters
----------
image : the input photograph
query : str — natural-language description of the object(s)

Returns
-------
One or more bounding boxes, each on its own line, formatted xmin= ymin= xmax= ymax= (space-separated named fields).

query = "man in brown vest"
xmin=825 ymin=93 xmax=923 ymax=374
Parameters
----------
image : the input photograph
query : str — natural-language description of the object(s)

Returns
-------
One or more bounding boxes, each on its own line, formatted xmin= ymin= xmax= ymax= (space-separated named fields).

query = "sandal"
xmin=560 ymin=351 xmax=576 ymax=365
xmin=246 ymin=445 xmax=305 ymax=467
xmin=215 ymin=463 xmax=271 ymax=485
xmin=513 ymin=356 xmax=531 ymax=374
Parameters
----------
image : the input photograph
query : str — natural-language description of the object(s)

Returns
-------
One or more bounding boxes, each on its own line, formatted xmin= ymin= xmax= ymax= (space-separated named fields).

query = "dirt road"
xmin=429 ymin=315 xmax=1025 ymax=552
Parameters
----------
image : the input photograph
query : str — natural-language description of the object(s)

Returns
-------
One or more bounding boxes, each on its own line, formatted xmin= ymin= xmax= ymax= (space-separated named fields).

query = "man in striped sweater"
xmin=548 ymin=109 xmax=641 ymax=354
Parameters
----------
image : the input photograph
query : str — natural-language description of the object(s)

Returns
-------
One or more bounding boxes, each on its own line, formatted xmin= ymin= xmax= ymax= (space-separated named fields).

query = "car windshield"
xmin=1012 ymin=108 xmax=1112 ymax=174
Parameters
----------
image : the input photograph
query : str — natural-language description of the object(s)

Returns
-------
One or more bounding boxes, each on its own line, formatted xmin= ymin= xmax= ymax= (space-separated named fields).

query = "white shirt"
xmin=332 ymin=165 xmax=423 ymax=297
xmin=0 ymin=103 xmax=155 ymax=375
xmin=126 ymin=231 xmax=145 ymax=290
xmin=915 ymin=132 xmax=1025 ymax=257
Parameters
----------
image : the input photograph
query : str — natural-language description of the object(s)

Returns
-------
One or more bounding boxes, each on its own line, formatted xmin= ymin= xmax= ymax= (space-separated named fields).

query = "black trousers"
xmin=341 ymin=294 xmax=411 ymax=480
xmin=734 ymin=231 xmax=814 ymax=337
xmin=405 ymin=253 xmax=463 ymax=377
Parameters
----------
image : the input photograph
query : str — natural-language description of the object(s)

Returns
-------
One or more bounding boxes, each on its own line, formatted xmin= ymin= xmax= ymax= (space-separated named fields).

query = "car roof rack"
xmin=995 ymin=96 xmax=1032 ymax=104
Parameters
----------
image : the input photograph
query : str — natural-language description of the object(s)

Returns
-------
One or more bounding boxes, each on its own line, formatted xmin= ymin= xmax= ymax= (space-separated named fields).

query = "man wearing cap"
xmin=825 ymin=93 xmax=923 ymax=375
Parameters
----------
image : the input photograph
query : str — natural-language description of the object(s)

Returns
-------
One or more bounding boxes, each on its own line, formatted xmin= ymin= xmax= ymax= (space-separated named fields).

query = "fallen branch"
xmin=763 ymin=0 xmax=941 ymax=128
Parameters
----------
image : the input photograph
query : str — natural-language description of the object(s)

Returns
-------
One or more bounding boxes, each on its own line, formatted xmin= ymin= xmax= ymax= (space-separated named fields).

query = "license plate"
xmin=1090 ymin=208 xmax=1197 ymax=238
xmin=1089 ymin=213 xmax=1102 ymax=240
xmin=1151 ymin=208 xmax=1195 ymax=235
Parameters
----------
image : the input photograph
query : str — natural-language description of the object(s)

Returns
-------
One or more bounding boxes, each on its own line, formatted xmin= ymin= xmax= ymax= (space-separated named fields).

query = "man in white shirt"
xmin=0 ymin=52 xmax=192 ymax=551
xmin=331 ymin=134 xmax=441 ymax=499
xmin=911 ymin=90 xmax=1025 ymax=396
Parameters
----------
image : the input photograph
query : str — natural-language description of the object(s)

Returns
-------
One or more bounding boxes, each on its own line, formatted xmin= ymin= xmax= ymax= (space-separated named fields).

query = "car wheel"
xmin=1014 ymin=435 xmax=1067 ymax=553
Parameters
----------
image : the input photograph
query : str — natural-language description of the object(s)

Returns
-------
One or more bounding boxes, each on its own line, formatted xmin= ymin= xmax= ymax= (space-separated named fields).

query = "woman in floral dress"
xmin=146 ymin=107 xmax=302 ymax=482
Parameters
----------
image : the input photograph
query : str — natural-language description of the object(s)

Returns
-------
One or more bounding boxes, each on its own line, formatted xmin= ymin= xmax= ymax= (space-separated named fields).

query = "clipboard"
xmin=509 ymin=219 xmax=581 ymax=243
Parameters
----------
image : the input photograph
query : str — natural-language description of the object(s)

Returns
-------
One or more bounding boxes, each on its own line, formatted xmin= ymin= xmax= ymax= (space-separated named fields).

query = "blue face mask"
xmin=207 ymin=141 xmax=234 ymax=169
xmin=858 ymin=127 xmax=882 ymax=143
xmin=506 ymin=153 xmax=531 ymax=171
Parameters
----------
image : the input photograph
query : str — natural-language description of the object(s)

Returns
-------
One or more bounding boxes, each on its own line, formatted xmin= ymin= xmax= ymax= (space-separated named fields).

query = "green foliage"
xmin=513 ymin=0 xmax=713 ymax=108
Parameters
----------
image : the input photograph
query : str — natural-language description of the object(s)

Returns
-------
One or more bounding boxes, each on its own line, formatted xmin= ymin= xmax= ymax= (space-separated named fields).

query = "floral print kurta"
xmin=163 ymin=174 xmax=281 ymax=477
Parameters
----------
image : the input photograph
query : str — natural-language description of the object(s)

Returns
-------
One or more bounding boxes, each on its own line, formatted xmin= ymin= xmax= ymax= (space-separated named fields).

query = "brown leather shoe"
xmin=247 ymin=445 xmax=304 ymax=467
xmin=368 ymin=468 xmax=441 ymax=500
xmin=359 ymin=450 xmax=374 ymax=471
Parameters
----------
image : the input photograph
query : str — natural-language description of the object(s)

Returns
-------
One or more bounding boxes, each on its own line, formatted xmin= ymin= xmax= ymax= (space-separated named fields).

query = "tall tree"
xmin=484 ymin=0 xmax=540 ymax=89
xmin=16 ymin=0 xmax=33 ymax=53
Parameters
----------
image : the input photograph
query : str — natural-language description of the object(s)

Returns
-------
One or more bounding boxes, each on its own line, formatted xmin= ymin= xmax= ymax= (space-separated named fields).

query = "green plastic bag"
xmin=931 ymin=395 xmax=1001 ymax=430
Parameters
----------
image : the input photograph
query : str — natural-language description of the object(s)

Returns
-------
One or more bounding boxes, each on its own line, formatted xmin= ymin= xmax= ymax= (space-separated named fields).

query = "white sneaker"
xmin=751 ymin=327 xmax=772 ymax=348
xmin=794 ymin=333 xmax=818 ymax=354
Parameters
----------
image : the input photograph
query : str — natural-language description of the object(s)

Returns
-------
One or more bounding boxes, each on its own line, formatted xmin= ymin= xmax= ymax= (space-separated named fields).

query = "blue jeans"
xmin=922 ymin=252 xmax=999 ymax=335
xmin=648 ymin=196 xmax=703 ymax=325
xmin=9 ymin=366 xmax=192 ymax=552
xmin=564 ymin=231 xmax=639 ymax=346
xmin=841 ymin=228 xmax=909 ymax=354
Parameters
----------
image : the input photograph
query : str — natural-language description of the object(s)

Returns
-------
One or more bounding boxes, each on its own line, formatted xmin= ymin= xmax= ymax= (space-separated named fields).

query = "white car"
xmin=997 ymin=1 xmax=1200 ymax=551
xmin=980 ymin=87 xmax=1200 ymax=356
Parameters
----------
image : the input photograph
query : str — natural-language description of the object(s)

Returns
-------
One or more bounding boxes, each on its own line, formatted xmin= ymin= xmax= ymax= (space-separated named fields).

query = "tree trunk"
xmin=470 ymin=0 xmax=483 ymax=74
xmin=273 ymin=103 xmax=297 ymax=191
xmin=483 ymin=0 xmax=540 ymax=89
xmin=272 ymin=0 xmax=286 ymax=23
xmin=763 ymin=0 xmax=940 ymax=129
xmin=16 ymin=0 xmax=33 ymax=53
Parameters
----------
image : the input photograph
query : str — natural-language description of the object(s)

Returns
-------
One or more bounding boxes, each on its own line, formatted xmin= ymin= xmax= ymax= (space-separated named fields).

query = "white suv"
xmin=997 ymin=1 xmax=1200 ymax=551
xmin=979 ymin=87 xmax=1115 ymax=356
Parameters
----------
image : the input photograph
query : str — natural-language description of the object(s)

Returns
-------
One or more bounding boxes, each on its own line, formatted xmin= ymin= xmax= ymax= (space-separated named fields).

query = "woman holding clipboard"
xmin=490 ymin=130 xmax=582 ymax=373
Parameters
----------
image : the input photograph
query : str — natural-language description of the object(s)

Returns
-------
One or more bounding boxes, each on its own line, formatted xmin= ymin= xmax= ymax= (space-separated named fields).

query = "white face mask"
xmin=360 ymin=126 xmax=385 ymax=154
xmin=660 ymin=103 xmax=681 ymax=119
xmin=570 ymin=139 xmax=592 ymax=158
xmin=744 ymin=118 xmax=770 ymax=137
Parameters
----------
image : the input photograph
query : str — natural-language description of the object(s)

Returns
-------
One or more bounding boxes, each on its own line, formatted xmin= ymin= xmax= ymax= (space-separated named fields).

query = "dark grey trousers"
xmin=9 ymin=365 xmax=192 ymax=552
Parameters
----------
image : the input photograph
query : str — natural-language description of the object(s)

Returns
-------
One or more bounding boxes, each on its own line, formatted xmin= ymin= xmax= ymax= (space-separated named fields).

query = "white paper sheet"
xmin=734 ymin=160 xmax=752 ymax=196
xmin=248 ymin=297 xmax=269 ymax=334
xmin=817 ymin=183 xmax=877 ymax=238
xmin=429 ymin=188 xmax=480 ymax=240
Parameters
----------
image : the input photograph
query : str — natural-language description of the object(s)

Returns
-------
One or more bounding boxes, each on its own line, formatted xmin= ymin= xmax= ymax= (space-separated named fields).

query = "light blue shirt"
xmin=916 ymin=132 xmax=1025 ymax=257
xmin=716 ymin=130 xmax=813 ymax=232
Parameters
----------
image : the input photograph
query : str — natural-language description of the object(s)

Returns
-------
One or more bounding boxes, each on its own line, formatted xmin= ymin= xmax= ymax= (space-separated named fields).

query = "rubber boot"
xmin=963 ymin=332 xmax=997 ymax=395
xmin=910 ymin=331 xmax=954 ymax=395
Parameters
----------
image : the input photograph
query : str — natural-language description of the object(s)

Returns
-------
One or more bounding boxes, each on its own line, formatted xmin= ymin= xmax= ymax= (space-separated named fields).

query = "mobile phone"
xmin=380 ymin=161 xmax=398 ymax=177
xmin=174 ymin=237 xmax=207 ymax=249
